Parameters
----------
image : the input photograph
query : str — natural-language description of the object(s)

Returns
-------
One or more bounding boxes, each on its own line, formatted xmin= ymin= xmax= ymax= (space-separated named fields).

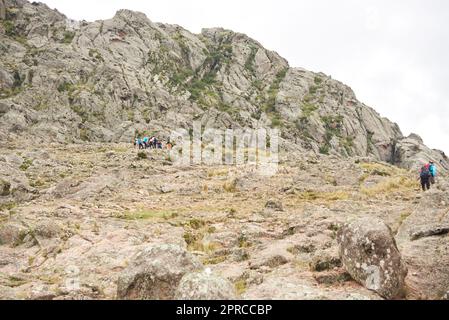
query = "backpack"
xmin=420 ymin=165 xmax=430 ymax=178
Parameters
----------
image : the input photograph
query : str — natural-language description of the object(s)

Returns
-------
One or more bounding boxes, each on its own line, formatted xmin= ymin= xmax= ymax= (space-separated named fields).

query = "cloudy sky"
xmin=40 ymin=0 xmax=449 ymax=153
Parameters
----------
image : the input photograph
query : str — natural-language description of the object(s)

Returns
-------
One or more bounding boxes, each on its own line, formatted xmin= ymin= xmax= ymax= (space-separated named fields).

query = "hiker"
xmin=135 ymin=137 xmax=145 ymax=150
xmin=143 ymin=136 xmax=150 ymax=149
xmin=148 ymin=136 xmax=155 ymax=149
xmin=429 ymin=161 xmax=437 ymax=185
xmin=419 ymin=163 xmax=431 ymax=191
xmin=151 ymin=137 xmax=158 ymax=149
xmin=166 ymin=141 xmax=173 ymax=150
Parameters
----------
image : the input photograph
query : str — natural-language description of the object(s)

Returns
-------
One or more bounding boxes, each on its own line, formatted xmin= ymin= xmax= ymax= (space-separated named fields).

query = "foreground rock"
xmin=116 ymin=244 xmax=203 ymax=300
xmin=175 ymin=270 xmax=237 ymax=300
xmin=338 ymin=217 xmax=407 ymax=299
xmin=396 ymin=190 xmax=449 ymax=299
xmin=0 ymin=222 xmax=28 ymax=247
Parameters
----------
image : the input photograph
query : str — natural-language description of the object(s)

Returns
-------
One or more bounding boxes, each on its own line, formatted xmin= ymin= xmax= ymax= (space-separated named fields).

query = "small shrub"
xmin=314 ymin=76 xmax=323 ymax=85
xmin=297 ymin=190 xmax=350 ymax=202
xmin=238 ymin=234 xmax=251 ymax=248
xmin=359 ymin=162 xmax=401 ymax=177
xmin=0 ymin=202 xmax=17 ymax=212
xmin=12 ymin=70 xmax=23 ymax=88
xmin=20 ymin=158 xmax=33 ymax=171
xmin=235 ymin=280 xmax=247 ymax=295
xmin=319 ymin=144 xmax=330 ymax=155
xmin=116 ymin=209 xmax=178 ymax=220
xmin=202 ymin=255 xmax=227 ymax=265
xmin=62 ymin=31 xmax=75 ymax=44
xmin=188 ymin=218 xmax=206 ymax=230
xmin=361 ymin=176 xmax=417 ymax=197
xmin=270 ymin=115 xmax=282 ymax=128
xmin=137 ymin=151 xmax=147 ymax=160
xmin=57 ymin=82 xmax=74 ymax=93
xmin=309 ymin=85 xmax=319 ymax=95
xmin=301 ymin=102 xmax=318 ymax=118
xmin=223 ymin=178 xmax=238 ymax=193
xmin=245 ymin=46 xmax=258 ymax=74
xmin=2 ymin=20 xmax=15 ymax=36
xmin=79 ymin=128 xmax=89 ymax=141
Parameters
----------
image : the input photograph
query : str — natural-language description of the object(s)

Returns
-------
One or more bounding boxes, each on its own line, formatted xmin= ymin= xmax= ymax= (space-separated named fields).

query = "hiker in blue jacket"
xmin=429 ymin=161 xmax=437 ymax=185
xmin=142 ymin=136 xmax=150 ymax=149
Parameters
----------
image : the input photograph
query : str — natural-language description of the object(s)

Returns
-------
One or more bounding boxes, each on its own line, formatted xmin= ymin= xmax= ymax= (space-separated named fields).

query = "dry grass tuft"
xmin=361 ymin=176 xmax=417 ymax=197
xmin=297 ymin=190 xmax=350 ymax=202
xmin=115 ymin=209 xmax=179 ymax=220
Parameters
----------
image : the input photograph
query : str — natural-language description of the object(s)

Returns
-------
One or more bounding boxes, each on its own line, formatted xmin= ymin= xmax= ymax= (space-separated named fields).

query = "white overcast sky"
xmin=40 ymin=0 xmax=449 ymax=153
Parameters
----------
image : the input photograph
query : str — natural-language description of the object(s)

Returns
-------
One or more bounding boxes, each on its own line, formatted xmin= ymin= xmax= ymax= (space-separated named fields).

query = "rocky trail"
xmin=1 ymin=143 xmax=448 ymax=300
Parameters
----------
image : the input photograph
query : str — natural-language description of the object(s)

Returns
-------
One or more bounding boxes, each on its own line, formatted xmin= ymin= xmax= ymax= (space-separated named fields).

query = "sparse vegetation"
xmin=341 ymin=137 xmax=354 ymax=155
xmin=300 ymin=102 xmax=319 ymax=119
xmin=319 ymin=115 xmax=344 ymax=155
xmin=137 ymin=151 xmax=148 ymax=160
xmin=207 ymin=168 xmax=229 ymax=178
xmin=71 ymin=105 xmax=88 ymax=122
xmin=223 ymin=178 xmax=238 ymax=193
xmin=88 ymin=49 xmax=104 ymax=62
xmin=361 ymin=176 xmax=417 ymax=197
xmin=235 ymin=280 xmax=247 ymax=295
xmin=237 ymin=234 xmax=251 ymax=248
xmin=314 ymin=76 xmax=323 ymax=85
xmin=20 ymin=158 xmax=33 ymax=171
xmin=270 ymin=114 xmax=282 ymax=128
xmin=62 ymin=31 xmax=75 ymax=44
xmin=188 ymin=218 xmax=206 ymax=230
xmin=245 ymin=46 xmax=258 ymax=75
xmin=202 ymin=255 xmax=227 ymax=265
xmin=0 ymin=202 xmax=17 ymax=212
xmin=57 ymin=82 xmax=75 ymax=93
xmin=116 ymin=209 xmax=179 ymax=220
xmin=359 ymin=162 xmax=402 ymax=181
xmin=297 ymin=190 xmax=350 ymax=202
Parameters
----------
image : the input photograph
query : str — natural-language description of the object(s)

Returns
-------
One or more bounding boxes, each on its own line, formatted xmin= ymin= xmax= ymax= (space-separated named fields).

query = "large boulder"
xmin=0 ymin=222 xmax=28 ymax=246
xmin=0 ymin=179 xmax=11 ymax=196
xmin=0 ymin=1 xmax=6 ymax=20
xmin=175 ymin=270 xmax=237 ymax=300
xmin=116 ymin=244 xmax=203 ymax=300
xmin=337 ymin=217 xmax=407 ymax=299
xmin=33 ymin=219 xmax=64 ymax=239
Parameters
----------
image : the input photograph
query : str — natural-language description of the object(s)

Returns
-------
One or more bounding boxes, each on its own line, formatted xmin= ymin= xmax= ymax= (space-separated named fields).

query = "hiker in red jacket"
xmin=419 ymin=163 xmax=431 ymax=191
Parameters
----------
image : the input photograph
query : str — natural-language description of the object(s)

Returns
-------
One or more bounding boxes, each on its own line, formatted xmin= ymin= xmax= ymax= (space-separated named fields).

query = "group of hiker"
xmin=419 ymin=161 xmax=437 ymax=191
xmin=134 ymin=136 xmax=173 ymax=150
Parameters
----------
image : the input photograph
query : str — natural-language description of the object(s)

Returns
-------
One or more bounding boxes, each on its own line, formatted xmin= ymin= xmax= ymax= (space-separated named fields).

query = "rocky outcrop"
xmin=0 ymin=222 xmax=28 ymax=246
xmin=338 ymin=217 xmax=407 ymax=299
xmin=175 ymin=270 xmax=237 ymax=300
xmin=392 ymin=134 xmax=449 ymax=171
xmin=0 ymin=0 xmax=446 ymax=171
xmin=265 ymin=199 xmax=284 ymax=212
xmin=0 ymin=0 xmax=6 ymax=20
xmin=116 ymin=244 xmax=203 ymax=300
xmin=396 ymin=189 xmax=449 ymax=299
xmin=0 ymin=178 xmax=10 ymax=196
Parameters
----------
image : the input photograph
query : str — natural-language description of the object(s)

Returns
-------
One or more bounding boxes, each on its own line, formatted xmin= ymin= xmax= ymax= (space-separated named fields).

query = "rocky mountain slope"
xmin=1 ymin=143 xmax=448 ymax=300
xmin=1 ymin=0 xmax=448 ymax=170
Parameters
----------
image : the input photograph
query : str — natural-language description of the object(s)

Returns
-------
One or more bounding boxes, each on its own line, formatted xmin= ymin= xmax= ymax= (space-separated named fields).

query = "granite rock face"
xmin=0 ymin=0 xmax=447 ymax=171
